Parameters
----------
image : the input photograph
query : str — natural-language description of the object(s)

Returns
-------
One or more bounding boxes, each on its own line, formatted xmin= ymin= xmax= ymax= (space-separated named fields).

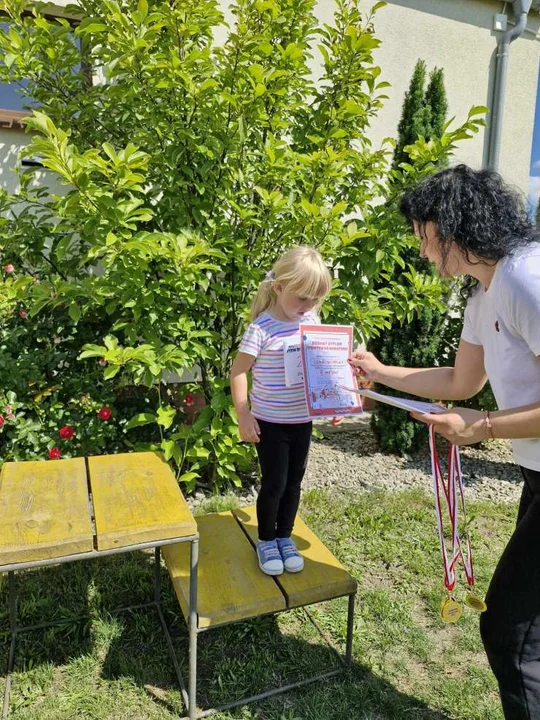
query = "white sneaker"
xmin=276 ymin=537 xmax=304 ymax=572
xmin=257 ymin=539 xmax=284 ymax=575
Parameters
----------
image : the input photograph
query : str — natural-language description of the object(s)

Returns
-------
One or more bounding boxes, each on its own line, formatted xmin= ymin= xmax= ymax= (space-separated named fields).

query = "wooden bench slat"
xmin=163 ymin=512 xmax=286 ymax=628
xmin=233 ymin=506 xmax=357 ymax=608
xmin=0 ymin=458 xmax=94 ymax=565
xmin=88 ymin=452 xmax=197 ymax=550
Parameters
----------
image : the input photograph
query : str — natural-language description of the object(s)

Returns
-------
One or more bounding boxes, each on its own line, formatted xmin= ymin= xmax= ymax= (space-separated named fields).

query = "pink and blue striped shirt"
xmin=239 ymin=311 xmax=319 ymax=424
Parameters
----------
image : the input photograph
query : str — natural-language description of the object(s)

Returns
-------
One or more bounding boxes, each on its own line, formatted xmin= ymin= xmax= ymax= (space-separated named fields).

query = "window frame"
xmin=0 ymin=5 xmax=86 ymax=130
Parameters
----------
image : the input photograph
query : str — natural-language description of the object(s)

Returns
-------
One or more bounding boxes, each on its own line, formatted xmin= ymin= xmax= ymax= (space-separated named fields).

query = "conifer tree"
xmin=425 ymin=68 xmax=448 ymax=138
xmin=373 ymin=62 xmax=450 ymax=454
xmin=392 ymin=60 xmax=429 ymax=170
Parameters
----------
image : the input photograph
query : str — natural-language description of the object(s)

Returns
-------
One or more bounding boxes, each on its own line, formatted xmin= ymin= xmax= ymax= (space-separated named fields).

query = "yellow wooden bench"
xmin=0 ymin=453 xmax=356 ymax=720
xmin=0 ymin=452 xmax=200 ymax=720
xmin=162 ymin=505 xmax=357 ymax=718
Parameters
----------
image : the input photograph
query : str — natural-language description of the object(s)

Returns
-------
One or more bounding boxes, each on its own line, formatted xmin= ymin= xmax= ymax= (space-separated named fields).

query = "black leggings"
xmin=480 ymin=465 xmax=540 ymax=719
xmin=255 ymin=419 xmax=312 ymax=541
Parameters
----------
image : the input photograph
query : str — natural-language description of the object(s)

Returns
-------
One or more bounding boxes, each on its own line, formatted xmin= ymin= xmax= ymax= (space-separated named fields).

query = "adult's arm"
xmin=411 ymin=400 xmax=540 ymax=446
xmin=350 ymin=339 xmax=488 ymax=401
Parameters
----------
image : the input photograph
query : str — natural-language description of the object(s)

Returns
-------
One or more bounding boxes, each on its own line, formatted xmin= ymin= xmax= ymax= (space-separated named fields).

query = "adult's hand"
xmin=410 ymin=407 xmax=487 ymax=446
xmin=348 ymin=350 xmax=385 ymax=384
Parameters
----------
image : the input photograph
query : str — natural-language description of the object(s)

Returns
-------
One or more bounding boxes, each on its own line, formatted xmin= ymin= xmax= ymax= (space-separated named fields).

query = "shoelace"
xmin=278 ymin=542 xmax=298 ymax=558
xmin=260 ymin=543 xmax=280 ymax=561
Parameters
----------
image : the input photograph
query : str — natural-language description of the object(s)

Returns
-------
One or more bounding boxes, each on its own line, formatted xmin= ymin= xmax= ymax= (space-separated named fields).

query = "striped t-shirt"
xmin=239 ymin=311 xmax=319 ymax=423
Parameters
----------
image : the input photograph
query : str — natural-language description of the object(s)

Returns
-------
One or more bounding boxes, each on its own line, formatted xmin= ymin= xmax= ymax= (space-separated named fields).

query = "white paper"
xmin=342 ymin=387 xmax=446 ymax=415
xmin=283 ymin=336 xmax=303 ymax=386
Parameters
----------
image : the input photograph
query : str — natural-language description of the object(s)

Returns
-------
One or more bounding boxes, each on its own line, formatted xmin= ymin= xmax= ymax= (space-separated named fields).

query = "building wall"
xmin=345 ymin=0 xmax=540 ymax=196
xmin=0 ymin=0 xmax=539 ymax=196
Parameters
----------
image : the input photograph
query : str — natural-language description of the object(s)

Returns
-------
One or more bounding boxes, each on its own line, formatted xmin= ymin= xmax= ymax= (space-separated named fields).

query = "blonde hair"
xmin=250 ymin=246 xmax=332 ymax=321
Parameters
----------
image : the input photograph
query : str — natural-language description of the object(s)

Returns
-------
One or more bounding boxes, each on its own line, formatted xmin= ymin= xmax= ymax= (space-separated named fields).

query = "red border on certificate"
xmin=300 ymin=324 xmax=363 ymax=418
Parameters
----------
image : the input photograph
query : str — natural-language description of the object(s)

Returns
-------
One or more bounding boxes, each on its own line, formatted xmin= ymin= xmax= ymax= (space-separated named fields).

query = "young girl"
xmin=230 ymin=246 xmax=332 ymax=576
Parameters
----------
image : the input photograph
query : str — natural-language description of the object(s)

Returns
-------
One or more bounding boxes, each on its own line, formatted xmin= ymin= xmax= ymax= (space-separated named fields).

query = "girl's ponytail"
xmin=250 ymin=273 xmax=276 ymax=320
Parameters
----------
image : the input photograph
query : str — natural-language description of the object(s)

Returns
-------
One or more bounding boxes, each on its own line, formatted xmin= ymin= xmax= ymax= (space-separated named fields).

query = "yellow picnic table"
xmin=0 ymin=452 xmax=357 ymax=719
xmin=0 ymin=452 xmax=199 ymax=720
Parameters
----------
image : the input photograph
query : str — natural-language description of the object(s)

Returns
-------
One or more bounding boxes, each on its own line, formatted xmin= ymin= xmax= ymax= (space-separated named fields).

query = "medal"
xmin=429 ymin=426 xmax=483 ymax=620
xmin=465 ymin=593 xmax=487 ymax=613
xmin=440 ymin=597 xmax=463 ymax=623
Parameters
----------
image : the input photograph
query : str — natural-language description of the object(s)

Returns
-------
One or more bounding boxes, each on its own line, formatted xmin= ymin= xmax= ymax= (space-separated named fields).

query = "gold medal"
xmin=465 ymin=593 xmax=487 ymax=613
xmin=440 ymin=597 xmax=463 ymax=623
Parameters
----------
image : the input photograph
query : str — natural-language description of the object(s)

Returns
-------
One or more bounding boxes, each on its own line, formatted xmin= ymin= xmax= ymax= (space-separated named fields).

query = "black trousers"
xmin=255 ymin=419 xmax=312 ymax=542
xmin=480 ymin=465 xmax=540 ymax=719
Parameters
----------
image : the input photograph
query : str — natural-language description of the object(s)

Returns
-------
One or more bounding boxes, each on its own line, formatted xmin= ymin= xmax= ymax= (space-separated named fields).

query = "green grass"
xmin=0 ymin=487 xmax=516 ymax=719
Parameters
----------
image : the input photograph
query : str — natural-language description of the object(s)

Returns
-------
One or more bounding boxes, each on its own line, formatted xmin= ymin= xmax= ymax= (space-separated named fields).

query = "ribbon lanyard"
xmin=429 ymin=425 xmax=474 ymax=592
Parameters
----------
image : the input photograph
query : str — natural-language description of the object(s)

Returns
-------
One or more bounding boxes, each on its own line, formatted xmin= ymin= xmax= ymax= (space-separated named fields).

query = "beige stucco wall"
xmin=1 ymin=0 xmax=539 ymax=196
xmin=348 ymin=0 xmax=540 ymax=196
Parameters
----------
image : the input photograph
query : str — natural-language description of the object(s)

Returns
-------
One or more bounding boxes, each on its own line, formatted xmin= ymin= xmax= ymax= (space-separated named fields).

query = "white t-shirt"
xmin=461 ymin=243 xmax=540 ymax=471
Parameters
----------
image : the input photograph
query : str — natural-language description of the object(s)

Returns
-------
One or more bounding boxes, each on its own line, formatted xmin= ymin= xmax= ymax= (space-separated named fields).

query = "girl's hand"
xmin=410 ymin=407 xmax=486 ymax=446
xmin=238 ymin=411 xmax=261 ymax=443
xmin=330 ymin=416 xmax=344 ymax=427
xmin=348 ymin=350 xmax=384 ymax=385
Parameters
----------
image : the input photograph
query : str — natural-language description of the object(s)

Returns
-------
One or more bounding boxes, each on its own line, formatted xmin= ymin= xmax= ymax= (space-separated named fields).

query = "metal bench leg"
xmin=345 ymin=593 xmax=355 ymax=667
xmin=154 ymin=547 xmax=161 ymax=604
xmin=2 ymin=572 xmax=17 ymax=720
xmin=188 ymin=538 xmax=198 ymax=720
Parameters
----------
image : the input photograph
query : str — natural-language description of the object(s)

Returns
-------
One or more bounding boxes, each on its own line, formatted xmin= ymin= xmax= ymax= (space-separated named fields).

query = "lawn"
xmin=0 ymin=486 xmax=515 ymax=720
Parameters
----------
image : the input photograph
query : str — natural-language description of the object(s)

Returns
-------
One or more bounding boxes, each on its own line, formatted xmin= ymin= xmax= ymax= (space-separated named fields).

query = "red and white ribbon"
xmin=429 ymin=425 xmax=474 ymax=591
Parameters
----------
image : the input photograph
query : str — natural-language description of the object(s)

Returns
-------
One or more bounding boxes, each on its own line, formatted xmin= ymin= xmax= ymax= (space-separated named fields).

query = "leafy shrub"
xmin=0 ymin=0 xmax=484 ymax=486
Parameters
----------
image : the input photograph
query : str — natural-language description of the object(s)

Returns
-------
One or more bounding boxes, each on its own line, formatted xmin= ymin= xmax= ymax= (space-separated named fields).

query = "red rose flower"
xmin=3 ymin=264 xmax=14 ymax=273
xmin=185 ymin=394 xmax=195 ymax=407
xmin=0 ymin=415 xmax=4 ymax=428
xmin=97 ymin=407 xmax=112 ymax=420
xmin=48 ymin=447 xmax=61 ymax=459
xmin=59 ymin=425 xmax=75 ymax=440
xmin=18 ymin=309 xmax=28 ymax=319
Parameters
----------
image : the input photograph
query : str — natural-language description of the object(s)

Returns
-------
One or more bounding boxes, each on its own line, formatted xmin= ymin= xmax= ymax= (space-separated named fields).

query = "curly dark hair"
xmin=399 ymin=164 xmax=537 ymax=295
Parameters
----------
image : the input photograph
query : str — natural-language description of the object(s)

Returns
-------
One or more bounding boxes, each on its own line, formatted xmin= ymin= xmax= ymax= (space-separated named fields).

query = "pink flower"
xmin=97 ymin=406 xmax=112 ymax=421
xmin=48 ymin=447 xmax=61 ymax=459
xmin=3 ymin=264 xmax=14 ymax=273
xmin=185 ymin=394 xmax=195 ymax=407
xmin=7 ymin=413 xmax=15 ymax=421
xmin=0 ymin=415 xmax=4 ymax=428
xmin=59 ymin=425 xmax=75 ymax=440
xmin=5 ymin=404 xmax=12 ymax=414
xmin=98 ymin=358 xmax=107 ymax=367
xmin=18 ymin=309 xmax=28 ymax=319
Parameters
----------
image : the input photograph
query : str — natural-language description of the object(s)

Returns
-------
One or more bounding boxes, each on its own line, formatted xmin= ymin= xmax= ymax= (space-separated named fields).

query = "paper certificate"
xmin=300 ymin=324 xmax=363 ymax=417
xmin=283 ymin=335 xmax=303 ymax=386
xmin=344 ymin=387 xmax=446 ymax=415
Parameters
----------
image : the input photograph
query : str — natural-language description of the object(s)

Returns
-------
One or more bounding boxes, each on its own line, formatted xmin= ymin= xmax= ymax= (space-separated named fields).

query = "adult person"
xmin=350 ymin=164 xmax=540 ymax=720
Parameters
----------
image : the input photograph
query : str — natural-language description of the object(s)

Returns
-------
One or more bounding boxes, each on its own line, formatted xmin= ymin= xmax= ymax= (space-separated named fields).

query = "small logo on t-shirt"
xmin=495 ymin=320 xmax=500 ymax=332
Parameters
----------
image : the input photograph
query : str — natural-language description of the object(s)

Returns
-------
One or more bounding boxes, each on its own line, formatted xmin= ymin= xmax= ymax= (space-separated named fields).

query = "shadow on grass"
xmin=0 ymin=553 xmax=453 ymax=720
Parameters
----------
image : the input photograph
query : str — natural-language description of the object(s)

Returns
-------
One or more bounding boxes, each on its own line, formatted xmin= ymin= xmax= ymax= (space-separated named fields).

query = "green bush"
xmin=0 ymin=0 xmax=485 ymax=487
xmin=371 ymin=59 xmax=453 ymax=454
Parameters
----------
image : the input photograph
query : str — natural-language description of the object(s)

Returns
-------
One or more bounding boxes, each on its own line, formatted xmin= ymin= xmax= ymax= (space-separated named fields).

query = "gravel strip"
xmin=306 ymin=414 xmax=523 ymax=504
